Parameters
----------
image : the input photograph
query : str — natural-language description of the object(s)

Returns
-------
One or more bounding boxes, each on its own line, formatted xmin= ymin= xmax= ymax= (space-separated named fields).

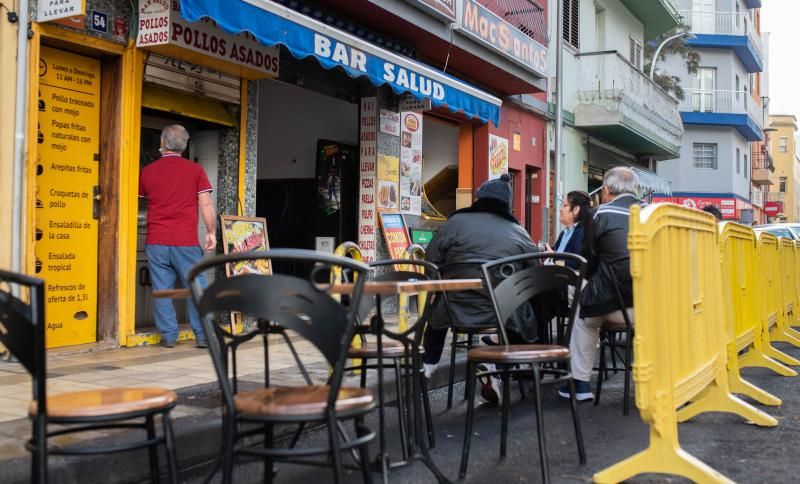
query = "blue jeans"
xmin=146 ymin=244 xmax=207 ymax=343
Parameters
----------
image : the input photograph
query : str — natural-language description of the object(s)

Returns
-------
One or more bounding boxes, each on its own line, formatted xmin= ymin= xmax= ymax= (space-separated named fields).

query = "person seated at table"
xmin=558 ymin=166 xmax=642 ymax=402
xmin=422 ymin=173 xmax=539 ymax=402
xmin=549 ymin=190 xmax=594 ymax=265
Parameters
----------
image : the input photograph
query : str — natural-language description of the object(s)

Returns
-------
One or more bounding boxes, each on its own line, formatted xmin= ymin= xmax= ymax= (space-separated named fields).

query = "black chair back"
xmin=0 ymin=270 xmax=46 ymax=415
xmin=187 ymin=249 xmax=370 ymax=411
xmin=481 ymin=253 xmax=587 ymax=344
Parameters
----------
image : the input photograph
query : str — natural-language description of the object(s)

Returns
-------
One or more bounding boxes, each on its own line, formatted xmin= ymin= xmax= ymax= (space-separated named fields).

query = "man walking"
xmin=139 ymin=124 xmax=215 ymax=348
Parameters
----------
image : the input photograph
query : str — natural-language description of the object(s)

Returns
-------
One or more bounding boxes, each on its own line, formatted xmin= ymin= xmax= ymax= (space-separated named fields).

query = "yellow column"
xmin=0 ymin=17 xmax=18 ymax=269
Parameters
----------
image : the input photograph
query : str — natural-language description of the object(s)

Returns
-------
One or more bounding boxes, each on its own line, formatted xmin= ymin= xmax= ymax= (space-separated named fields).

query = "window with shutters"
xmin=629 ymin=37 xmax=643 ymax=69
xmin=563 ymin=0 xmax=579 ymax=50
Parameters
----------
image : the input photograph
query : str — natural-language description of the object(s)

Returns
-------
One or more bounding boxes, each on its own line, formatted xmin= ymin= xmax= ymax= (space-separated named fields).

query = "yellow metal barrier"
xmin=399 ymin=244 xmax=428 ymax=333
xmin=758 ymin=234 xmax=800 ymax=349
xmin=594 ymin=204 xmax=775 ymax=484
xmin=779 ymin=237 xmax=800 ymax=330
xmin=795 ymin=241 xmax=800 ymax=328
xmin=332 ymin=242 xmax=364 ymax=373
xmin=718 ymin=223 xmax=788 ymax=405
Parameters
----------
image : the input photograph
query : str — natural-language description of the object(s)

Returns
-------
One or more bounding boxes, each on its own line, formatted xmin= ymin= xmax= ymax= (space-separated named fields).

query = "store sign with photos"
xmin=400 ymin=112 xmax=423 ymax=215
xmin=220 ymin=216 xmax=271 ymax=276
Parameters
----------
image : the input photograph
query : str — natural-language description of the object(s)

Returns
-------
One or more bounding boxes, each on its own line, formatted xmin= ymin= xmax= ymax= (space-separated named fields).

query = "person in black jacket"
xmin=558 ymin=167 xmax=642 ymax=401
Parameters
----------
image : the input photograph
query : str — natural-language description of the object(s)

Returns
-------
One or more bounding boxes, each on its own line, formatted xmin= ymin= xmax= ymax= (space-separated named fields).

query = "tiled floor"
xmin=0 ymin=334 xmax=330 ymax=422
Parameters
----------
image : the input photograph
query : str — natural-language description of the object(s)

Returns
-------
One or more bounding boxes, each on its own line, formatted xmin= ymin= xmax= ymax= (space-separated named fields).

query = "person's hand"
xmin=205 ymin=233 xmax=217 ymax=253
xmin=544 ymin=243 xmax=553 ymax=253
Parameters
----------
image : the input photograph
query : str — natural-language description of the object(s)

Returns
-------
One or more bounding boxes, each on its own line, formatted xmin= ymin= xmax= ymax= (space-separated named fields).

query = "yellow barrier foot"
xmin=593 ymin=430 xmax=734 ymax=484
xmin=728 ymin=373 xmax=782 ymax=406
xmin=740 ymin=350 xmax=798 ymax=376
xmin=769 ymin=326 xmax=800 ymax=348
xmin=676 ymin=380 xmax=778 ymax=427
xmin=763 ymin=345 xmax=800 ymax=368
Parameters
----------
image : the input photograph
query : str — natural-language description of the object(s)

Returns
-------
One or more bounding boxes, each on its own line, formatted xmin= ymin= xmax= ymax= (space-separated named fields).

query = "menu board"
xmin=379 ymin=213 xmax=411 ymax=261
xmin=399 ymin=112 xmax=423 ymax=215
xmin=488 ymin=134 xmax=509 ymax=180
xmin=220 ymin=216 xmax=271 ymax=276
xmin=35 ymin=46 xmax=100 ymax=348
xmin=358 ymin=97 xmax=377 ymax=262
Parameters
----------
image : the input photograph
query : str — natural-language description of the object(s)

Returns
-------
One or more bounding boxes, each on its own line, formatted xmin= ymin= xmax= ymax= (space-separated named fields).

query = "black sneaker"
xmin=160 ymin=340 xmax=176 ymax=348
xmin=558 ymin=380 xmax=594 ymax=402
xmin=196 ymin=340 xmax=209 ymax=349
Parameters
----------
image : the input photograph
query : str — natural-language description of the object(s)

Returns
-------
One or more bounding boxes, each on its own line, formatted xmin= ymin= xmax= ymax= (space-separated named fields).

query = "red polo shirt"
xmin=138 ymin=154 xmax=213 ymax=246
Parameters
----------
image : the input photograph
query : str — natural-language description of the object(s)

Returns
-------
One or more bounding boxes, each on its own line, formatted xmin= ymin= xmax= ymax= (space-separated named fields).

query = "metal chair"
xmin=0 ymin=270 xmax=178 ymax=484
xmin=187 ymin=249 xmax=375 ymax=484
xmin=346 ymin=259 xmax=439 ymax=468
xmin=459 ymin=253 xmax=587 ymax=483
xmin=593 ymin=262 xmax=634 ymax=416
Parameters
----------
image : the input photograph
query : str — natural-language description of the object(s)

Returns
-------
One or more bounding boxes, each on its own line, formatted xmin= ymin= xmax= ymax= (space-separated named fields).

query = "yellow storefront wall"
xmin=24 ymin=23 xmax=263 ymax=348
xmin=0 ymin=19 xmax=19 ymax=270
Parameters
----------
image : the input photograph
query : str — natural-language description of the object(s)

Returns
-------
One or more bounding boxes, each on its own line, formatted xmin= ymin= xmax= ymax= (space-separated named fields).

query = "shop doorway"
xmin=134 ymin=110 xmax=224 ymax=339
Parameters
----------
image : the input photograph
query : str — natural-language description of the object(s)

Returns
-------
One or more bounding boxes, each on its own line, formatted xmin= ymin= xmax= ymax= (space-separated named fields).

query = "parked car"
xmin=752 ymin=223 xmax=800 ymax=240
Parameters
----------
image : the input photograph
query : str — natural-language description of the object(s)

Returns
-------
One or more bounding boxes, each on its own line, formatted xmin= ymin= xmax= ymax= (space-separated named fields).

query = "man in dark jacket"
xmin=559 ymin=166 xmax=641 ymax=401
xmin=422 ymin=174 xmax=538 ymax=383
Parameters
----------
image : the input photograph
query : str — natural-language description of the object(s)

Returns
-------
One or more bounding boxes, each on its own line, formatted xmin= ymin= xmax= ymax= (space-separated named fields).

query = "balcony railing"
xmin=575 ymin=51 xmax=683 ymax=147
xmin=680 ymin=10 xmax=764 ymax=61
xmin=751 ymin=151 xmax=775 ymax=172
xmin=679 ymin=89 xmax=764 ymax=130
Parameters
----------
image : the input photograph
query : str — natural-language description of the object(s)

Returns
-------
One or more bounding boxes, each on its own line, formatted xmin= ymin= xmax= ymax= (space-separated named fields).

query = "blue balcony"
xmin=679 ymin=89 xmax=764 ymax=141
xmin=744 ymin=0 xmax=761 ymax=8
xmin=681 ymin=10 xmax=764 ymax=73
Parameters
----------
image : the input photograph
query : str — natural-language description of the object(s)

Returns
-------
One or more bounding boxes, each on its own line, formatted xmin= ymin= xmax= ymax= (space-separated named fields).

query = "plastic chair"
xmin=187 ymin=249 xmax=375 ymax=484
xmin=459 ymin=253 xmax=587 ymax=483
xmin=0 ymin=270 xmax=178 ymax=484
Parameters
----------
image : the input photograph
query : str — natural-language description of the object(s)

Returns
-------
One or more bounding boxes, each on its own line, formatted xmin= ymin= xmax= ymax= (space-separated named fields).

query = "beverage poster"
xmin=488 ymin=134 xmax=509 ymax=180
xmin=400 ymin=112 xmax=423 ymax=215
xmin=220 ymin=216 xmax=271 ymax=276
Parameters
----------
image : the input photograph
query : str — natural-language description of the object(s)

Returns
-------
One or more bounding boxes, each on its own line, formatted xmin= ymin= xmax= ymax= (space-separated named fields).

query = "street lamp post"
xmin=649 ymin=32 xmax=694 ymax=80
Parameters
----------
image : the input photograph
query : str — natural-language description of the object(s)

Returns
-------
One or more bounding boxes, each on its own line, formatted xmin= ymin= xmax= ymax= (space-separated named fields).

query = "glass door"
xmin=693 ymin=67 xmax=716 ymax=112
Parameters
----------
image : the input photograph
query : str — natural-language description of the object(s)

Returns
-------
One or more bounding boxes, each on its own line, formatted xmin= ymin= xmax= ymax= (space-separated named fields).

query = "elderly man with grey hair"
xmin=139 ymin=124 xmax=216 ymax=348
xmin=558 ymin=166 xmax=642 ymax=401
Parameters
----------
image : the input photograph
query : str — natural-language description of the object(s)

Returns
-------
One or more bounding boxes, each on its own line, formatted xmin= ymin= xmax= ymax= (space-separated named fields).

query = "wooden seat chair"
xmin=0 ymin=270 xmax=178 ymax=484
xmin=459 ymin=253 xmax=587 ymax=483
xmin=187 ymin=250 xmax=375 ymax=484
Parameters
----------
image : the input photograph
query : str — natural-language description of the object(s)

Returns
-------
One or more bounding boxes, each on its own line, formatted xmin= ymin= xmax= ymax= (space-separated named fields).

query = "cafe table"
xmin=155 ymin=278 xmax=483 ymax=484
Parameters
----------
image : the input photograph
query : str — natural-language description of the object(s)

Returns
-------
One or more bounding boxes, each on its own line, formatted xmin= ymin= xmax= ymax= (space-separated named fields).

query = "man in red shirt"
xmin=139 ymin=124 xmax=216 ymax=348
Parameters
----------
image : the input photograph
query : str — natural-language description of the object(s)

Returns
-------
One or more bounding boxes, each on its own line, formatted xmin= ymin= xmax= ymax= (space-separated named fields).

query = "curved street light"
xmin=649 ymin=31 xmax=696 ymax=80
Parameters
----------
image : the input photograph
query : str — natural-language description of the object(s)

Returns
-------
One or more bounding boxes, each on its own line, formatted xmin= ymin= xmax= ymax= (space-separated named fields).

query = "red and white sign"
xmin=764 ymin=201 xmax=783 ymax=216
xmin=652 ymin=196 xmax=747 ymax=221
xmin=136 ymin=0 xmax=280 ymax=77
xmin=358 ymin=98 xmax=378 ymax=262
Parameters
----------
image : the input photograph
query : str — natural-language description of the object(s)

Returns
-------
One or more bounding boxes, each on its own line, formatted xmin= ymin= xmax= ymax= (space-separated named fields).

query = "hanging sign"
xmin=407 ymin=0 xmax=456 ymax=22
xmin=488 ymin=134 xmax=509 ymax=180
xmin=400 ymin=112 xmax=423 ymax=215
xmin=379 ymin=213 xmax=412 ymax=261
xmin=399 ymin=93 xmax=432 ymax=112
xmin=137 ymin=0 xmax=280 ymax=77
xmin=458 ymin=0 xmax=547 ymax=76
xmin=358 ymin=97 xmax=378 ymax=262
xmin=35 ymin=47 xmax=101 ymax=348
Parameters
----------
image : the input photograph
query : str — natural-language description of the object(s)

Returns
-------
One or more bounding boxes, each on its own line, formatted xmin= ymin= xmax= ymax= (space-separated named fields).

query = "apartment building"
xmin=767 ymin=115 xmax=800 ymax=222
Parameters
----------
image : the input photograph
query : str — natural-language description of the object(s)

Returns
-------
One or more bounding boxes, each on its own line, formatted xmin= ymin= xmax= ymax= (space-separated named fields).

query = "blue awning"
xmin=179 ymin=0 xmax=502 ymax=125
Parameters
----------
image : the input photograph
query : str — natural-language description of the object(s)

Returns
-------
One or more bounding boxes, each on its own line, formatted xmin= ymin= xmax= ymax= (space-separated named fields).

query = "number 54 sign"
xmin=91 ymin=10 xmax=108 ymax=33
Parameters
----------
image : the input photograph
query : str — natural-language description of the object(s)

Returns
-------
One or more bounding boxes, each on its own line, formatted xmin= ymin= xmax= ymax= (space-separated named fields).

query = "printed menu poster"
xmin=377 ymin=154 xmax=400 ymax=212
xmin=35 ymin=46 xmax=101 ymax=348
xmin=488 ymin=134 xmax=509 ymax=180
xmin=358 ymin=97 xmax=378 ymax=262
xmin=220 ymin=216 xmax=271 ymax=276
xmin=399 ymin=112 xmax=423 ymax=215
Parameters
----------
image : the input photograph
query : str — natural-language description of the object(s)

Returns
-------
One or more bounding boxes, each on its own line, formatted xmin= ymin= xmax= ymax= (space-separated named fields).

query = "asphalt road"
xmin=184 ymin=341 xmax=800 ymax=483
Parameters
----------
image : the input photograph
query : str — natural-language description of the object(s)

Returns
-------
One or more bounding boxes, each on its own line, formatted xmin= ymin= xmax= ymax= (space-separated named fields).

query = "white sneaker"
xmin=423 ymin=363 xmax=437 ymax=380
